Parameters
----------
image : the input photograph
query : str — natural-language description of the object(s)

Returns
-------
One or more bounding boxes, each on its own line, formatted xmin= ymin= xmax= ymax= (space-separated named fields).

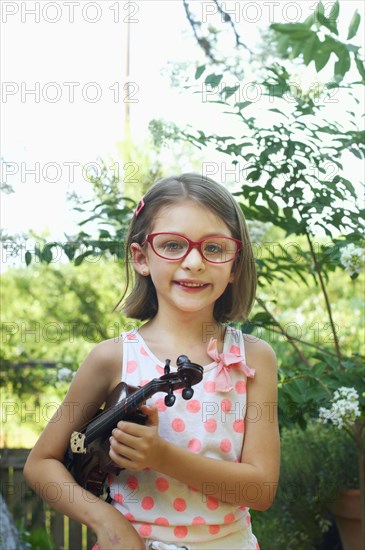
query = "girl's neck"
xmin=138 ymin=311 xmax=226 ymax=365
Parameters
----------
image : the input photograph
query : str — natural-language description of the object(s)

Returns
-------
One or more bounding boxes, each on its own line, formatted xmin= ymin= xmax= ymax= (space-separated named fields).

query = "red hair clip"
xmin=135 ymin=197 xmax=145 ymax=217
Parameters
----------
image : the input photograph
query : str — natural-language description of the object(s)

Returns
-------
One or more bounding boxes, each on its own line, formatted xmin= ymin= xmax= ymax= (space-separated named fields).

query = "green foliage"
xmin=253 ymin=423 xmax=358 ymax=550
xmin=271 ymin=1 xmax=364 ymax=82
xmin=1 ymin=260 xmax=133 ymax=399
xmin=21 ymin=527 xmax=54 ymax=550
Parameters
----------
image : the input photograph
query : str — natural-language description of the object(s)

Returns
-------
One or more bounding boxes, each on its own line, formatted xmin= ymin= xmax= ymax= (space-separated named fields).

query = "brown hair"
xmin=115 ymin=173 xmax=256 ymax=322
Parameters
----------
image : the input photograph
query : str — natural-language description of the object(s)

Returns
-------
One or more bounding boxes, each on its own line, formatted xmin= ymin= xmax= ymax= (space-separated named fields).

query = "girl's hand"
xmin=109 ymin=403 xmax=164 ymax=471
xmin=95 ymin=508 xmax=145 ymax=550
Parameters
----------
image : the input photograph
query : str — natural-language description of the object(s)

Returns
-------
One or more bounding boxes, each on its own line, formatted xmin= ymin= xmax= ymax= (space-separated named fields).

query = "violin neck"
xmin=84 ymin=380 xmax=157 ymax=445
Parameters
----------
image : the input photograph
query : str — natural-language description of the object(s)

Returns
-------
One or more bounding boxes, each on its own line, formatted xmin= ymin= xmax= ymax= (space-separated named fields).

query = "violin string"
xmin=84 ymin=382 xmax=155 ymax=443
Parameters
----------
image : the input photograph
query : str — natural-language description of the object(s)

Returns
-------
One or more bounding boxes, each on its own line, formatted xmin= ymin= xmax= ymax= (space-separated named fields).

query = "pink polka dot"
xmin=220 ymin=438 xmax=232 ymax=453
xmin=140 ymin=346 xmax=148 ymax=356
xmin=239 ymin=505 xmax=247 ymax=511
xmin=256 ymin=543 xmax=260 ymax=549
xmin=209 ymin=525 xmax=220 ymax=534
xmin=173 ymin=498 xmax=187 ymax=512
xmin=204 ymin=418 xmax=217 ymax=433
xmin=127 ymin=332 xmax=137 ymax=340
xmin=230 ymin=344 xmax=241 ymax=355
xmin=141 ymin=496 xmax=154 ymax=510
xmin=113 ymin=493 xmax=123 ymax=504
xmin=126 ymin=360 xmax=137 ymax=373
xmin=174 ymin=526 xmax=188 ymax=539
xmin=233 ymin=419 xmax=245 ymax=433
xmin=192 ymin=516 xmax=206 ymax=525
xmin=155 ymin=517 xmax=169 ymax=526
xmin=125 ymin=512 xmax=135 ymax=521
xmin=189 ymin=485 xmax=199 ymax=492
xmin=155 ymin=477 xmax=169 ymax=492
xmin=139 ymin=524 xmax=152 ymax=537
xmin=140 ymin=379 xmax=149 ymax=386
xmin=246 ymin=514 xmax=251 ymax=525
xmin=224 ymin=513 xmax=235 ymax=523
xmin=235 ymin=380 xmax=246 ymax=394
xmin=127 ymin=476 xmax=138 ymax=490
xmin=186 ymin=399 xmax=201 ymax=413
xmin=188 ymin=438 xmax=202 ymax=453
xmin=204 ymin=381 xmax=216 ymax=393
xmin=155 ymin=397 xmax=167 ymax=412
xmin=172 ymin=418 xmax=185 ymax=432
xmin=156 ymin=364 xmax=164 ymax=375
xmin=206 ymin=496 xmax=219 ymax=510
xmin=221 ymin=398 xmax=232 ymax=412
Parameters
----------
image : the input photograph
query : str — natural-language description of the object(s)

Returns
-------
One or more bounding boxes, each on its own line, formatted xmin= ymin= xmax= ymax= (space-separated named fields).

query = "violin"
xmin=63 ymin=355 xmax=203 ymax=498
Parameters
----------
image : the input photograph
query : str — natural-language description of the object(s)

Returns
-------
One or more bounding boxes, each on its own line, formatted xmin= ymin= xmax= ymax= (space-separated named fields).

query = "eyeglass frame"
xmin=141 ymin=232 xmax=242 ymax=264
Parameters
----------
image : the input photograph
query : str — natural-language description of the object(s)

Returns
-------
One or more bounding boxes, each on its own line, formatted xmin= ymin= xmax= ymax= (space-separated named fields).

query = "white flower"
xmin=340 ymin=243 xmax=365 ymax=277
xmin=318 ymin=386 xmax=361 ymax=429
xmin=57 ymin=367 xmax=74 ymax=382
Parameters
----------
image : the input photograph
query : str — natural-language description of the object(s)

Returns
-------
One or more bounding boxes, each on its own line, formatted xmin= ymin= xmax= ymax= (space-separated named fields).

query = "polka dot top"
xmin=109 ymin=327 xmax=258 ymax=546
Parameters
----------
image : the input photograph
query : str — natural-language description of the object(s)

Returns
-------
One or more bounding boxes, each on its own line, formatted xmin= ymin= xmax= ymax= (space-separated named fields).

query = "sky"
xmin=1 ymin=1 xmax=364 ymax=254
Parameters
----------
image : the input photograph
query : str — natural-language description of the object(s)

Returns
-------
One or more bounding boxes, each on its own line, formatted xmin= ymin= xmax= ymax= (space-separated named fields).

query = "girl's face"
xmin=131 ymin=200 xmax=236 ymax=320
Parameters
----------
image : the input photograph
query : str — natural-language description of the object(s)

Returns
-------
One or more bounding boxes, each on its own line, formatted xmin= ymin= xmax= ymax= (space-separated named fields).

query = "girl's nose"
xmin=181 ymin=247 xmax=205 ymax=270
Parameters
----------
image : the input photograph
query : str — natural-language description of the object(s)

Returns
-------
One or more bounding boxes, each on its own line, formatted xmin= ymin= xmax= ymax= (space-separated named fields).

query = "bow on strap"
xmin=207 ymin=337 xmax=255 ymax=392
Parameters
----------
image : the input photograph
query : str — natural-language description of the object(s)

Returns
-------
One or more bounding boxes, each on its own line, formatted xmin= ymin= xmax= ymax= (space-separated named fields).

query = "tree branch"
xmin=255 ymin=296 xmax=312 ymax=369
xmin=305 ymin=231 xmax=343 ymax=368
xmin=212 ymin=0 xmax=254 ymax=55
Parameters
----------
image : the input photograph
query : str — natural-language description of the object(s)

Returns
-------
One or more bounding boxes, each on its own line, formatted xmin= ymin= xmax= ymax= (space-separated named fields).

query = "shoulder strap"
xmin=224 ymin=327 xmax=247 ymax=362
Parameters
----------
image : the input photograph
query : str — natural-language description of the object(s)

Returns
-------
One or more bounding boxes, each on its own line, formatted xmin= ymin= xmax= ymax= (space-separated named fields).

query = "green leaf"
xmin=235 ymin=101 xmax=252 ymax=110
xmin=64 ymin=243 xmax=76 ymax=260
xmin=221 ymin=85 xmax=240 ymax=100
xmin=334 ymin=48 xmax=351 ymax=79
xmin=271 ymin=23 xmax=312 ymax=35
xmin=74 ymin=250 xmax=94 ymax=266
xmin=195 ymin=65 xmax=206 ymax=80
xmin=355 ymin=56 xmax=365 ymax=81
xmin=303 ymin=33 xmax=319 ymax=66
xmin=315 ymin=49 xmax=331 ymax=72
xmin=329 ymin=0 xmax=340 ymax=22
xmin=204 ymin=73 xmax=223 ymax=87
xmin=268 ymin=108 xmax=288 ymax=118
xmin=25 ymin=251 xmax=32 ymax=266
xmin=349 ymin=147 xmax=363 ymax=159
xmin=42 ymin=245 xmax=53 ymax=263
xmin=347 ymin=10 xmax=361 ymax=40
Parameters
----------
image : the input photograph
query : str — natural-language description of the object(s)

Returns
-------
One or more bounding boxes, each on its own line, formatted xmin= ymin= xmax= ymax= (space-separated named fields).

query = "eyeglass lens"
xmin=151 ymin=234 xmax=238 ymax=263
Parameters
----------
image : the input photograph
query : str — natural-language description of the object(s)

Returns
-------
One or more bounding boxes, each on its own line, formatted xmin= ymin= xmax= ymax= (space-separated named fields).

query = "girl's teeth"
xmin=180 ymin=282 xmax=205 ymax=287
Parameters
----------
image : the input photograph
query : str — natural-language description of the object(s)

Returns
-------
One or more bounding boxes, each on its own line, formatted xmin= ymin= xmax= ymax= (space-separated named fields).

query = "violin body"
xmin=63 ymin=356 xmax=203 ymax=498
xmin=64 ymin=382 xmax=145 ymax=498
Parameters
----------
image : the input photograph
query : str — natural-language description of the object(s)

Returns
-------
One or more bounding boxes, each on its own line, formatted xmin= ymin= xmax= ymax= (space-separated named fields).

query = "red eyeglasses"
xmin=142 ymin=233 xmax=242 ymax=264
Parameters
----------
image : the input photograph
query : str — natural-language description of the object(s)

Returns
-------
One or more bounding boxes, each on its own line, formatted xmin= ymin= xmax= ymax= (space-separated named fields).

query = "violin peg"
xmin=164 ymin=359 xmax=171 ymax=375
xmin=176 ymin=355 xmax=189 ymax=366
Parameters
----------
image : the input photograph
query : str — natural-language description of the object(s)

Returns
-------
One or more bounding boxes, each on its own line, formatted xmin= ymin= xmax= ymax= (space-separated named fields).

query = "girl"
xmin=24 ymin=173 xmax=280 ymax=550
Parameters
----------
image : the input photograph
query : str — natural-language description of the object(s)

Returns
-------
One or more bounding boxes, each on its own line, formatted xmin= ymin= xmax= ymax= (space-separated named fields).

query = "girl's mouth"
xmin=174 ymin=281 xmax=209 ymax=289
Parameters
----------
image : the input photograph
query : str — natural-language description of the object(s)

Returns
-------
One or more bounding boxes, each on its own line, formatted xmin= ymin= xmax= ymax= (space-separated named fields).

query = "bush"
xmin=253 ymin=423 xmax=358 ymax=550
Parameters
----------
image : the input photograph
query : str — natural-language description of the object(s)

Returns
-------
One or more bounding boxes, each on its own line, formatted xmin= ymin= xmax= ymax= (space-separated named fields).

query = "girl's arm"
xmin=109 ymin=337 xmax=280 ymax=511
xmin=23 ymin=338 xmax=145 ymax=550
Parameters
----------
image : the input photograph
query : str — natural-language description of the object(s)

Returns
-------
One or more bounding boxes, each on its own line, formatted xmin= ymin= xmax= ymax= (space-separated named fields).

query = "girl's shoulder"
xmin=242 ymin=333 xmax=277 ymax=374
xmin=80 ymin=336 xmax=124 ymax=397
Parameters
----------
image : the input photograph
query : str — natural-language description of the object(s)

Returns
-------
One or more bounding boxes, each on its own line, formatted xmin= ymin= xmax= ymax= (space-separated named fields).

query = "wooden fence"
xmin=0 ymin=448 xmax=96 ymax=550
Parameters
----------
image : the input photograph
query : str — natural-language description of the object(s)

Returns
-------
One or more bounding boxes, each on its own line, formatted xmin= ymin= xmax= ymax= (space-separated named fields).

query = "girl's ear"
xmin=130 ymin=243 xmax=150 ymax=276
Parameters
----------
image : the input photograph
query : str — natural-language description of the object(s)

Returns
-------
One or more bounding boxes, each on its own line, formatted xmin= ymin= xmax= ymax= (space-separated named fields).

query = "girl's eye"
xmin=204 ymin=242 xmax=224 ymax=254
xmin=162 ymin=240 xmax=183 ymax=251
